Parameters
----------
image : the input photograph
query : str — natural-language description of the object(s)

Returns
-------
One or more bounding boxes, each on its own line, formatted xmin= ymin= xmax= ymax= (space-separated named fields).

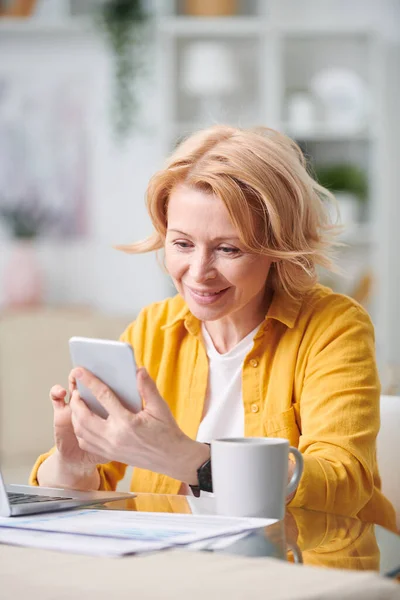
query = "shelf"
xmin=282 ymin=124 xmax=375 ymax=142
xmin=157 ymin=16 xmax=378 ymax=38
xmin=172 ymin=119 xmax=261 ymax=135
xmin=0 ymin=16 xmax=93 ymax=36
xmin=170 ymin=122 xmax=375 ymax=143
xmin=158 ymin=16 xmax=264 ymax=37
xmin=278 ymin=23 xmax=377 ymax=37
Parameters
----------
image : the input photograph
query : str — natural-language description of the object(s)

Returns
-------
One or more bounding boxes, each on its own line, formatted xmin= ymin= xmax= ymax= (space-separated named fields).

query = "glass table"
xmin=102 ymin=494 xmax=400 ymax=579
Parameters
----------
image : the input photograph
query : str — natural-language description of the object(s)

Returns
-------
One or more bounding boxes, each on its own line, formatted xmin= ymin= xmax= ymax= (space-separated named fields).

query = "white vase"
xmin=3 ymin=240 xmax=44 ymax=309
xmin=287 ymin=93 xmax=316 ymax=135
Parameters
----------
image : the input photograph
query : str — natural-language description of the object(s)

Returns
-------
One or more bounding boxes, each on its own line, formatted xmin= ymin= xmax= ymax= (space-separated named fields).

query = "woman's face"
xmin=165 ymin=184 xmax=273 ymax=323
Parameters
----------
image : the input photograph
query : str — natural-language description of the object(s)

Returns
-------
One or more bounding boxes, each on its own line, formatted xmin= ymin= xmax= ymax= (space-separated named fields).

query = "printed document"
xmin=0 ymin=510 xmax=275 ymax=556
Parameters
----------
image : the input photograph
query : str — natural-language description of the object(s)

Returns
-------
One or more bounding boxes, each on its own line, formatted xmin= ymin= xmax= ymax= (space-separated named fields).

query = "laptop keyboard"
xmin=8 ymin=492 xmax=74 ymax=505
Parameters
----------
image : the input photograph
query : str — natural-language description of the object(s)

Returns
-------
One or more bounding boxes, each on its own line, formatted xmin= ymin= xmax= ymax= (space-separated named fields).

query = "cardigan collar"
xmin=161 ymin=287 xmax=303 ymax=335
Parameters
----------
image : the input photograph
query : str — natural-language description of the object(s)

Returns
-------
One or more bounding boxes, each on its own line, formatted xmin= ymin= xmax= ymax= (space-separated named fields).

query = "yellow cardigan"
xmin=30 ymin=284 xmax=396 ymax=531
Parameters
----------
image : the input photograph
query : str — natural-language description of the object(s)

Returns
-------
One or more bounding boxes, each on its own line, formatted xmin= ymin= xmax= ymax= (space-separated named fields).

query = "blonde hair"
xmin=118 ymin=125 xmax=341 ymax=298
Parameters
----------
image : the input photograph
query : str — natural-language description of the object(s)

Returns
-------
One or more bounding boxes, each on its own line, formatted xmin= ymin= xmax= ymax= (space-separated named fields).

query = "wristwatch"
xmin=189 ymin=443 xmax=213 ymax=497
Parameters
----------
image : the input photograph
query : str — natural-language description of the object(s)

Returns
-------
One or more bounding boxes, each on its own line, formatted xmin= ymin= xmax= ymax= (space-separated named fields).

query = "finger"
xmin=49 ymin=386 xmax=69 ymax=413
xmin=68 ymin=371 xmax=77 ymax=396
xmin=50 ymin=385 xmax=67 ymax=402
xmin=136 ymin=368 xmax=151 ymax=401
xmin=69 ymin=391 xmax=109 ymax=454
xmin=69 ymin=389 xmax=107 ymax=435
xmin=71 ymin=367 xmax=127 ymax=417
xmin=75 ymin=434 xmax=109 ymax=458
xmin=136 ymin=368 xmax=168 ymax=414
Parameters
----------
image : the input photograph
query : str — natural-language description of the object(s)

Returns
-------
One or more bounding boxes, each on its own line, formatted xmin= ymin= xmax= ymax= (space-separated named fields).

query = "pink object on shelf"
xmin=3 ymin=240 xmax=44 ymax=308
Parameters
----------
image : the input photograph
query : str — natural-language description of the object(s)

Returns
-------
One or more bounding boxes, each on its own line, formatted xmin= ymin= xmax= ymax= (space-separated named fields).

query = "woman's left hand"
xmin=68 ymin=367 xmax=209 ymax=485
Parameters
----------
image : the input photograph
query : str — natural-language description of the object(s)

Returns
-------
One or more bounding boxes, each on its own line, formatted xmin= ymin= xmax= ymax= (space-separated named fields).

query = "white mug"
xmin=211 ymin=437 xmax=304 ymax=520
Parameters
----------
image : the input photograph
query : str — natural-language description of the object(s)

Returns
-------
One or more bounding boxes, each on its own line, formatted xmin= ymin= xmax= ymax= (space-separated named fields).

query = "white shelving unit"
xmin=0 ymin=1 xmax=398 ymax=384
xmin=0 ymin=15 xmax=92 ymax=34
xmin=154 ymin=0 xmax=400 ymax=379
xmin=157 ymin=16 xmax=378 ymax=227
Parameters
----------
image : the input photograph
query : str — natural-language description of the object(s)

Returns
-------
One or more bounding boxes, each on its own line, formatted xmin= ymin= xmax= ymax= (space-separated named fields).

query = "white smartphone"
xmin=69 ymin=336 xmax=142 ymax=419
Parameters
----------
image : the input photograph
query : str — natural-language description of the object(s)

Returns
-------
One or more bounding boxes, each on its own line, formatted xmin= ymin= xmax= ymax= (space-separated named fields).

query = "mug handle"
xmin=286 ymin=447 xmax=304 ymax=497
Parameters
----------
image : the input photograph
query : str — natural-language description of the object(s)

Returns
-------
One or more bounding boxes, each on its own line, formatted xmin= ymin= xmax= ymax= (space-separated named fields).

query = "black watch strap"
xmin=189 ymin=443 xmax=213 ymax=497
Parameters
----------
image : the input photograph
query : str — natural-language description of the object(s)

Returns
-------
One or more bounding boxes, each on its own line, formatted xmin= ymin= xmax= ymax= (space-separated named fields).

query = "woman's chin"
xmin=185 ymin=297 xmax=229 ymax=322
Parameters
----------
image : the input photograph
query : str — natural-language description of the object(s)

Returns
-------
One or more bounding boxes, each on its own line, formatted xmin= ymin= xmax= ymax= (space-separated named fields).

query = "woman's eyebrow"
xmin=167 ymin=229 xmax=190 ymax=236
xmin=167 ymin=229 xmax=240 ymax=242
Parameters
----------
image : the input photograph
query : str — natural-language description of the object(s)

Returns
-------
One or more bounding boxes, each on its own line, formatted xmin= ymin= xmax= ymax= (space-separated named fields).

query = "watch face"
xmin=198 ymin=459 xmax=213 ymax=493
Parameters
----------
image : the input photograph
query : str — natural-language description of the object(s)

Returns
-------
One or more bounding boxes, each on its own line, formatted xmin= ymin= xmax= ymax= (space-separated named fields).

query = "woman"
xmin=31 ymin=125 xmax=396 ymax=530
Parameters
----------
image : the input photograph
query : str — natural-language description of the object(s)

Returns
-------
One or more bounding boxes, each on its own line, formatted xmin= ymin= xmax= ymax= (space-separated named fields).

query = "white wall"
xmin=371 ymin=41 xmax=400 ymax=374
xmin=0 ymin=22 xmax=172 ymax=317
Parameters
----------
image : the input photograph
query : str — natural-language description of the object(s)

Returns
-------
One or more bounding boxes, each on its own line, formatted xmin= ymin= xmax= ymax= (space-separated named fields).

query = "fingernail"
xmin=75 ymin=369 xmax=83 ymax=379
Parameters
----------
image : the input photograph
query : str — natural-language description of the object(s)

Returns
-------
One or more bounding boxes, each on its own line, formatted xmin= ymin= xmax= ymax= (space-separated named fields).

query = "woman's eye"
xmin=218 ymin=246 xmax=240 ymax=255
xmin=173 ymin=241 xmax=192 ymax=249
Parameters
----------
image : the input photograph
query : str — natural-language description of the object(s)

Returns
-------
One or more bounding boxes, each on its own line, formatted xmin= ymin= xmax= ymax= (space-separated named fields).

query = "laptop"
xmin=0 ymin=466 xmax=134 ymax=517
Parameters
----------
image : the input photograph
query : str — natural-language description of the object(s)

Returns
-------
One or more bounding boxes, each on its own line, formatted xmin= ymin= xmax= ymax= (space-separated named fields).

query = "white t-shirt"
xmin=181 ymin=322 xmax=261 ymax=501
xmin=196 ymin=323 xmax=261 ymax=443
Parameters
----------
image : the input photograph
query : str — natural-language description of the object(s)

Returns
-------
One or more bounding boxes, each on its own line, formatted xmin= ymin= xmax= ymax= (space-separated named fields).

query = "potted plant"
xmin=97 ymin=0 xmax=148 ymax=141
xmin=0 ymin=198 xmax=56 ymax=240
xmin=0 ymin=194 xmax=57 ymax=308
xmin=314 ymin=163 xmax=368 ymax=226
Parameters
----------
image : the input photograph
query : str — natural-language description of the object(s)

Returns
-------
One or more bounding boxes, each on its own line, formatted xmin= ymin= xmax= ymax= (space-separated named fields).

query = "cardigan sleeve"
xmin=29 ymin=447 xmax=128 ymax=491
xmin=289 ymin=304 xmax=381 ymax=517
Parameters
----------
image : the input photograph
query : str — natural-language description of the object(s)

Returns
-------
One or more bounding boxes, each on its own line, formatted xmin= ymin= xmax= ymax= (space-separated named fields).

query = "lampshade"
xmin=180 ymin=41 xmax=239 ymax=97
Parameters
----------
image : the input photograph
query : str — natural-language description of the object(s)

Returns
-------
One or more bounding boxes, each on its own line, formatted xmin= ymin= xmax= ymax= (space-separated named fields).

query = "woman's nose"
xmin=189 ymin=251 xmax=216 ymax=282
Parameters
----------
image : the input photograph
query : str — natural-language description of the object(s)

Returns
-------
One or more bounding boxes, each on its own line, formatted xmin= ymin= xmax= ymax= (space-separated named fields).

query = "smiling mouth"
xmin=190 ymin=289 xmax=225 ymax=296
xmin=186 ymin=286 xmax=230 ymax=304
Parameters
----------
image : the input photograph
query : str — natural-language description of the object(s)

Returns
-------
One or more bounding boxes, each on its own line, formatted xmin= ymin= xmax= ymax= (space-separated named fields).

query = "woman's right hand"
xmin=50 ymin=379 xmax=107 ymax=470
xmin=36 ymin=380 xmax=105 ymax=490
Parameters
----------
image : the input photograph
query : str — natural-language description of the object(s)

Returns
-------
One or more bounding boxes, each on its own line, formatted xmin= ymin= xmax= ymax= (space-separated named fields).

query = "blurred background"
xmin=0 ymin=0 xmax=399 ymax=483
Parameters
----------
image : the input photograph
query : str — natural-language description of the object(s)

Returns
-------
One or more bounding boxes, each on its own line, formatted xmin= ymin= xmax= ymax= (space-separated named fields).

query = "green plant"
xmin=97 ymin=0 xmax=148 ymax=141
xmin=314 ymin=163 xmax=368 ymax=202
xmin=0 ymin=197 xmax=57 ymax=239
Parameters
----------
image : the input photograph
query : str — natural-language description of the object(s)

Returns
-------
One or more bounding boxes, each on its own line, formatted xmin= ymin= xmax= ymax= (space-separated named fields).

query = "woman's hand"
xmin=68 ymin=367 xmax=209 ymax=485
xmin=36 ymin=381 xmax=108 ymax=490
xmin=50 ymin=377 xmax=108 ymax=470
